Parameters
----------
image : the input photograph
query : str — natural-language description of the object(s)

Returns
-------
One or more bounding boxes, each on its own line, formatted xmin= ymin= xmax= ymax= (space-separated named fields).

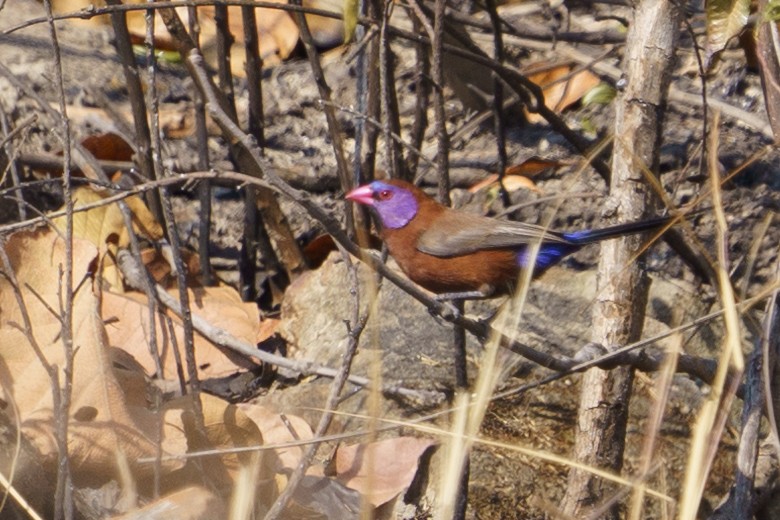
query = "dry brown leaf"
xmin=123 ymin=6 xmax=191 ymax=51
xmin=334 ymin=437 xmax=435 ymax=507
xmin=238 ymin=403 xmax=313 ymax=472
xmin=256 ymin=317 xmax=282 ymax=344
xmin=141 ymin=246 xmax=201 ymax=286
xmin=51 ymin=0 xmax=112 ymax=27
xmin=34 ymin=132 xmax=135 ymax=179
xmin=168 ymin=394 xmax=274 ymax=489
xmin=89 ymin=2 xmax=301 ymax=72
xmin=0 ymin=228 xmax=186 ymax=482
xmin=525 ymin=63 xmax=601 ymax=124
xmin=469 ymin=174 xmax=539 ymax=194
xmin=505 ymin=157 xmax=567 ymax=177
xmin=188 ymin=4 xmax=299 ymax=74
xmin=239 ymin=404 xmax=350 ymax=517
xmin=50 ymin=103 xmax=200 ymax=140
xmin=52 ymin=187 xmax=163 ymax=251
xmin=500 ymin=175 xmax=540 ymax=193
xmin=52 ymin=187 xmax=164 ymax=289
xmin=0 ymin=228 xmax=281 ymax=508
xmin=102 ymin=284 xmax=260 ymax=380
xmin=111 ymin=486 xmax=227 ymax=520
xmin=468 ymin=175 xmax=500 ymax=193
xmin=469 ymin=158 xmax=563 ymax=193
xmin=304 ymin=0 xmax=345 ymax=48
xmin=79 ymin=132 xmax=135 ymax=163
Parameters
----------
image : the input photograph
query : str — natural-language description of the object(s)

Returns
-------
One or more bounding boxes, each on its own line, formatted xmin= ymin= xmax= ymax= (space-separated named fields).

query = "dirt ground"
xmin=1 ymin=0 xmax=779 ymax=518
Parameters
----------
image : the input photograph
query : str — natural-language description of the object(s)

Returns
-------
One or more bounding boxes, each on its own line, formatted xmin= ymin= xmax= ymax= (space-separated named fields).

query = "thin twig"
xmin=351 ymin=1 xmax=380 ymax=184
xmin=186 ymin=5 xmax=215 ymax=286
xmin=485 ymin=0 xmax=510 ymax=207
xmin=431 ymin=0 xmax=450 ymax=203
xmin=213 ymin=4 xmax=237 ymax=120
xmin=42 ymin=2 xmax=74 ymax=517
xmin=289 ymin=0 xmax=351 ymax=192
xmin=0 ymin=112 xmax=36 ymax=221
xmin=378 ymin=0 xmax=404 ymax=178
xmin=405 ymin=12 xmax=430 ymax=180
xmin=115 ymin=247 xmax=435 ymax=401
xmin=144 ymin=7 xmax=209 ymax=456
xmin=105 ymin=0 xmax=164 ymax=225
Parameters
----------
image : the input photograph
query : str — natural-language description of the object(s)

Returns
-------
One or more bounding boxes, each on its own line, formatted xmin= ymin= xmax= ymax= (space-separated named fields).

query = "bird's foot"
xmin=428 ymin=300 xmax=462 ymax=323
xmin=573 ymin=342 xmax=609 ymax=364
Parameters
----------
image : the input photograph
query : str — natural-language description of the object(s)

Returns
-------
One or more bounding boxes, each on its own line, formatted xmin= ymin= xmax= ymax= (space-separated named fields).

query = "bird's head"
xmin=345 ymin=180 xmax=419 ymax=230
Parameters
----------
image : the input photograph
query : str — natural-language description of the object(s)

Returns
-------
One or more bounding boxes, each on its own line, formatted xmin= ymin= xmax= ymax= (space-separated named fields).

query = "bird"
xmin=346 ymin=178 xmax=680 ymax=299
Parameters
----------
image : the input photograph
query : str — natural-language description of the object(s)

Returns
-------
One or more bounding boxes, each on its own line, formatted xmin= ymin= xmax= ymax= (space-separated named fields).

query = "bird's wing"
xmin=417 ymin=210 xmax=571 ymax=257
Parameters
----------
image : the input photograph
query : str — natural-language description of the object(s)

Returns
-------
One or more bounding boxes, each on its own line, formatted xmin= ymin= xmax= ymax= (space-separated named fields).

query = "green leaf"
xmin=581 ymin=83 xmax=616 ymax=106
xmin=763 ymin=0 xmax=780 ymax=21
xmin=343 ymin=0 xmax=358 ymax=44
xmin=580 ymin=117 xmax=597 ymax=136
xmin=131 ymin=44 xmax=182 ymax=64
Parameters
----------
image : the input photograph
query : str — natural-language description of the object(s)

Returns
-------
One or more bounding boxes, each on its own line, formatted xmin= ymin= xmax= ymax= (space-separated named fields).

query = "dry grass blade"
xmin=678 ymin=111 xmax=745 ymax=520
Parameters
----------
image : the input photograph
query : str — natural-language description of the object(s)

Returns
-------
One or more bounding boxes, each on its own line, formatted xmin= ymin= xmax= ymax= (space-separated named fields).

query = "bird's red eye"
xmin=377 ymin=189 xmax=393 ymax=201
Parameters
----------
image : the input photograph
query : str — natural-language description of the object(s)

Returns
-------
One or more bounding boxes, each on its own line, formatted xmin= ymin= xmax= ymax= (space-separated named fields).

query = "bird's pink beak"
xmin=345 ymin=185 xmax=375 ymax=205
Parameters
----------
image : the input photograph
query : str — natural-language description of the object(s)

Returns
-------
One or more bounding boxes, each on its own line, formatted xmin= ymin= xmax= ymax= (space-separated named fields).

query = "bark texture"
xmin=560 ymin=0 xmax=683 ymax=517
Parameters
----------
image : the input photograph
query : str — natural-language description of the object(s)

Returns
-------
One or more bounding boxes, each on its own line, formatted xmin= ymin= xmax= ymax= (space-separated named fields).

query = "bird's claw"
xmin=428 ymin=301 xmax=461 ymax=322
xmin=573 ymin=342 xmax=609 ymax=364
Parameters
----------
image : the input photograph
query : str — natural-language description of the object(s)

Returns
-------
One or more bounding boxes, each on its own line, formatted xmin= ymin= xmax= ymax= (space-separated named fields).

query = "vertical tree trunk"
xmin=560 ymin=0 xmax=683 ymax=517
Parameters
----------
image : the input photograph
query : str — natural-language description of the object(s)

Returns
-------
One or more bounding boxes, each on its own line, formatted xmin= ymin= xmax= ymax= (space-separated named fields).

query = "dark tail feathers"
xmin=563 ymin=214 xmax=685 ymax=245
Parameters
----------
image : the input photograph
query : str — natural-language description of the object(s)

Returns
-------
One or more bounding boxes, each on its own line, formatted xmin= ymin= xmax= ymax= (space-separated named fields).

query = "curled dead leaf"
xmin=79 ymin=132 xmax=135 ymax=163
xmin=469 ymin=174 xmax=540 ymax=195
xmin=524 ymin=62 xmax=601 ymax=124
xmin=52 ymin=187 xmax=164 ymax=290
